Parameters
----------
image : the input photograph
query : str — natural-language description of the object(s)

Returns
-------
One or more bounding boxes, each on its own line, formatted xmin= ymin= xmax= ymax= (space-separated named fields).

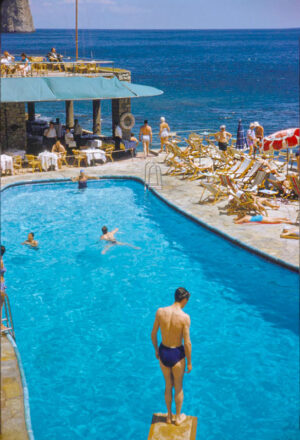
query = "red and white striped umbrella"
xmin=263 ymin=127 xmax=299 ymax=151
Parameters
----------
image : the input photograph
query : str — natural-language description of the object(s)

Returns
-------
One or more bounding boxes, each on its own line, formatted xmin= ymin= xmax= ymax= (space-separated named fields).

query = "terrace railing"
xmin=0 ymin=58 xmax=116 ymax=79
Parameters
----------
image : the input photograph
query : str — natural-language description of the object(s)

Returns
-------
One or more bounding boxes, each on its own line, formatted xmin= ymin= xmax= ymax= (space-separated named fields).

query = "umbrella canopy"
xmin=236 ymin=119 xmax=247 ymax=150
xmin=263 ymin=128 xmax=299 ymax=151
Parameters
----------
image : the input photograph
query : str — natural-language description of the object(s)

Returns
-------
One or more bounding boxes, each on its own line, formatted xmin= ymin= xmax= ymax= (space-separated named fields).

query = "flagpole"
xmin=75 ymin=0 xmax=78 ymax=60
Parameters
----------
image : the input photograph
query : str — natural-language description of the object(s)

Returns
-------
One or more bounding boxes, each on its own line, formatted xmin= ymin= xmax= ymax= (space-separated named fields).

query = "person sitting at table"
xmin=1 ymin=51 xmax=15 ymax=64
xmin=22 ymin=232 xmax=39 ymax=248
xmin=52 ymin=140 xmax=66 ymax=168
xmin=18 ymin=53 xmax=31 ymax=77
xmin=73 ymin=119 xmax=83 ymax=147
xmin=64 ymin=127 xmax=76 ymax=152
xmin=47 ymin=47 xmax=63 ymax=62
xmin=44 ymin=122 xmax=57 ymax=150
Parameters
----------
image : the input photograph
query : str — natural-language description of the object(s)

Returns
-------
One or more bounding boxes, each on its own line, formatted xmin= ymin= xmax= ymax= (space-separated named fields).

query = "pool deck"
xmin=1 ymin=152 xmax=299 ymax=269
xmin=1 ymin=334 xmax=29 ymax=440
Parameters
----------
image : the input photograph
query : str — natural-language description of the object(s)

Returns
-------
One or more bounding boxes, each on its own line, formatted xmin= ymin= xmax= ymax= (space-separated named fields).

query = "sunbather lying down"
xmin=280 ymin=228 xmax=299 ymax=239
xmin=234 ymin=215 xmax=294 ymax=225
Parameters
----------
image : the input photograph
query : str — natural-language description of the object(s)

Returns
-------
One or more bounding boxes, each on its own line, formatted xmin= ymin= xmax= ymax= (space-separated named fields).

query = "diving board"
xmin=148 ymin=413 xmax=197 ymax=440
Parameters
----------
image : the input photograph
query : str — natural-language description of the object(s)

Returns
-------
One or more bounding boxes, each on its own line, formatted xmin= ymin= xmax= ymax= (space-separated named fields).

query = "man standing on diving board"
xmin=151 ymin=287 xmax=192 ymax=425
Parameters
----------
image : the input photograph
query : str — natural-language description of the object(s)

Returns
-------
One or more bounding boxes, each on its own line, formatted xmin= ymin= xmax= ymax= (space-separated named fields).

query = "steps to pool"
xmin=148 ymin=413 xmax=197 ymax=440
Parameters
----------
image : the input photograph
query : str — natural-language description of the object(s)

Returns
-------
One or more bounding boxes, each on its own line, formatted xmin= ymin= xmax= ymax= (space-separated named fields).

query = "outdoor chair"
xmin=25 ymin=155 xmax=43 ymax=173
xmin=287 ymin=174 xmax=300 ymax=199
xmin=12 ymin=155 xmax=23 ymax=173
xmin=227 ymin=190 xmax=267 ymax=216
xmin=104 ymin=145 xmax=114 ymax=162
xmin=72 ymin=150 xmax=87 ymax=167
xmin=244 ymin=170 xmax=267 ymax=193
xmin=198 ymin=182 xmax=227 ymax=205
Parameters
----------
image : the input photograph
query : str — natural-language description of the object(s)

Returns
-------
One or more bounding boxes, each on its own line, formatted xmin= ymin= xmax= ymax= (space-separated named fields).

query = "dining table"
xmin=38 ymin=151 xmax=59 ymax=171
xmin=81 ymin=148 xmax=106 ymax=166
xmin=1 ymin=154 xmax=14 ymax=174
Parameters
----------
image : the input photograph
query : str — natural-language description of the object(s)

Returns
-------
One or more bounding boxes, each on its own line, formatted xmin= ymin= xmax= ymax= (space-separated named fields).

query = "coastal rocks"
xmin=0 ymin=0 xmax=35 ymax=33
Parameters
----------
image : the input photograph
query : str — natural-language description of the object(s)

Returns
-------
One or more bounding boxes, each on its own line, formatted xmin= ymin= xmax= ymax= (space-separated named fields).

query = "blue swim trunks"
xmin=250 ymin=215 xmax=263 ymax=222
xmin=159 ymin=343 xmax=185 ymax=368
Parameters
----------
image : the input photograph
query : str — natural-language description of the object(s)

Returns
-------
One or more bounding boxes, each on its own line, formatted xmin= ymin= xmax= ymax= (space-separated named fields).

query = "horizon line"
xmin=30 ymin=26 xmax=300 ymax=31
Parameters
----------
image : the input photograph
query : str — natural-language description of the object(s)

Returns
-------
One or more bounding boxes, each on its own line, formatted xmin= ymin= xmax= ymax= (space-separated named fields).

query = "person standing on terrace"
xmin=114 ymin=123 xmax=123 ymax=150
xmin=247 ymin=123 xmax=257 ymax=156
xmin=214 ymin=125 xmax=232 ymax=152
xmin=73 ymin=119 xmax=83 ymax=147
xmin=139 ymin=120 xmax=152 ymax=159
xmin=151 ymin=287 xmax=192 ymax=426
xmin=44 ymin=122 xmax=57 ymax=150
xmin=159 ymin=117 xmax=170 ymax=153
xmin=254 ymin=121 xmax=264 ymax=154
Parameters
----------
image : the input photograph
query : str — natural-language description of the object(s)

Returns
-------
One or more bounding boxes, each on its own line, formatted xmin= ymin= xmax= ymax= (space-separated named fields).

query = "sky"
xmin=30 ymin=0 xmax=300 ymax=29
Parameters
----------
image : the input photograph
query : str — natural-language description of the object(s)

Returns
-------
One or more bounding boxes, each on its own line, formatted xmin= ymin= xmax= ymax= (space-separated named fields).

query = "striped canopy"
xmin=263 ymin=128 xmax=300 ymax=151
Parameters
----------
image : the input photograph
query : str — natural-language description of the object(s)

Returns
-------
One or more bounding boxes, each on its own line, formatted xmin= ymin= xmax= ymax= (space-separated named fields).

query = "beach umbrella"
xmin=263 ymin=128 xmax=299 ymax=151
xmin=236 ymin=119 xmax=247 ymax=150
xmin=263 ymin=128 xmax=299 ymax=174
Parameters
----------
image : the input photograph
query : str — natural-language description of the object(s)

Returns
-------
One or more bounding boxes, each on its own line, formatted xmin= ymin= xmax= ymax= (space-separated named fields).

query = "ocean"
xmin=1 ymin=29 xmax=299 ymax=140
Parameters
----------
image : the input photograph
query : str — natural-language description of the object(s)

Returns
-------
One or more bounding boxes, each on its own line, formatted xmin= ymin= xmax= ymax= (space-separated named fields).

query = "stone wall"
xmin=111 ymin=70 xmax=132 ymax=139
xmin=0 ymin=0 xmax=35 ymax=33
xmin=0 ymin=103 xmax=27 ymax=151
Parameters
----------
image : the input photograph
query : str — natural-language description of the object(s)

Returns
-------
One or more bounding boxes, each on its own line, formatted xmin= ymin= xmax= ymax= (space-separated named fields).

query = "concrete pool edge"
xmin=1 ymin=176 xmax=298 ymax=273
xmin=5 ymin=333 xmax=35 ymax=440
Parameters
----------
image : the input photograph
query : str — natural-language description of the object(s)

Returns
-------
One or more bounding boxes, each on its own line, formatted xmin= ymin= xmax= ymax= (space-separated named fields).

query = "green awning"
xmin=0 ymin=76 xmax=163 ymax=103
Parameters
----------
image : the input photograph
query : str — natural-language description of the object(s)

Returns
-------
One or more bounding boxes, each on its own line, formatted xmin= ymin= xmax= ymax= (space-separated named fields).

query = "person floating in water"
xmin=72 ymin=170 xmax=99 ymax=189
xmin=151 ymin=287 xmax=192 ymax=426
xmin=22 ymin=232 xmax=39 ymax=248
xmin=100 ymin=226 xmax=140 ymax=255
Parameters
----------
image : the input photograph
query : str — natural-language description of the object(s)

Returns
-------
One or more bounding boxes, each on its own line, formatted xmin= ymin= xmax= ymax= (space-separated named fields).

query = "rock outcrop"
xmin=0 ymin=0 xmax=35 ymax=33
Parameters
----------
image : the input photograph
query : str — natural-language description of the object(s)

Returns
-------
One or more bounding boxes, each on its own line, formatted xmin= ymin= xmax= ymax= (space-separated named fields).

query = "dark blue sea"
xmin=1 ymin=29 xmax=299 ymax=140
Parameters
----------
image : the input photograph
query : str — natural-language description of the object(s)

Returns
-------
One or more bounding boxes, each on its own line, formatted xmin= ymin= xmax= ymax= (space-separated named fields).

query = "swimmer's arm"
xmin=183 ymin=315 xmax=192 ymax=372
xmin=151 ymin=310 xmax=160 ymax=359
xmin=71 ymin=177 xmax=78 ymax=182
xmin=112 ymin=228 xmax=119 ymax=234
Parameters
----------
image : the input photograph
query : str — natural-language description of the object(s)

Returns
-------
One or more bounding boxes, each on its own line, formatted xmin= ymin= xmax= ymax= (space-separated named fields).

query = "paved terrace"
xmin=1 ymin=152 xmax=299 ymax=269
xmin=1 ymin=334 xmax=29 ymax=440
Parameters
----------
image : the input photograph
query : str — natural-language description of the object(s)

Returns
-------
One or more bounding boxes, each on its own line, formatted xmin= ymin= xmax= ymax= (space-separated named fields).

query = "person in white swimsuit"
xmin=159 ymin=117 xmax=170 ymax=153
xmin=139 ymin=120 xmax=152 ymax=159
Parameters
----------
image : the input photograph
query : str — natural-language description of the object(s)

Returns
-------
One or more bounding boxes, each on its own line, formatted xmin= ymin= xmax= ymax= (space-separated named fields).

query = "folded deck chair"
xmin=240 ymin=161 xmax=262 ymax=184
xmin=245 ymin=170 xmax=267 ymax=192
xmin=287 ymin=174 xmax=300 ymax=199
xmin=198 ymin=182 xmax=227 ymax=204
xmin=227 ymin=189 xmax=267 ymax=216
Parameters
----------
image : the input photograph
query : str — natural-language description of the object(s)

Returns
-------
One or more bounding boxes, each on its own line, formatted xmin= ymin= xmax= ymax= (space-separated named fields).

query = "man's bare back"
xmin=157 ymin=305 xmax=190 ymax=348
xmin=100 ymin=226 xmax=140 ymax=255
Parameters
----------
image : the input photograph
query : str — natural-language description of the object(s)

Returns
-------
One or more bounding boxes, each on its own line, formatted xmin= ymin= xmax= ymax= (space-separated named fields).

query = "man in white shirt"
xmin=43 ymin=122 xmax=57 ymax=150
xmin=114 ymin=124 xmax=122 ymax=150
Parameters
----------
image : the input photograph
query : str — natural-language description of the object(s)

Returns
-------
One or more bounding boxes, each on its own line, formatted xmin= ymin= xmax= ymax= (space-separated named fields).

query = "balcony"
xmin=0 ymin=57 xmax=131 ymax=81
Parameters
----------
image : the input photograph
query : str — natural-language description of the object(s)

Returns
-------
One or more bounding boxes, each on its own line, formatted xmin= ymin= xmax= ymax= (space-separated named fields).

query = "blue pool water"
xmin=1 ymin=179 xmax=299 ymax=440
xmin=2 ymin=29 xmax=299 ymax=139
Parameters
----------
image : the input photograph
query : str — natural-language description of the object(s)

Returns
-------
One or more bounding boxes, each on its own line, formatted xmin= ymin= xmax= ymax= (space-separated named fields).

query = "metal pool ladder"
xmin=1 ymin=293 xmax=15 ymax=340
xmin=144 ymin=160 xmax=163 ymax=190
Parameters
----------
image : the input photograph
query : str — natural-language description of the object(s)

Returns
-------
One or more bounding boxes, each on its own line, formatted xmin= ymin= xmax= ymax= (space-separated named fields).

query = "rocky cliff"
xmin=1 ymin=0 xmax=35 ymax=33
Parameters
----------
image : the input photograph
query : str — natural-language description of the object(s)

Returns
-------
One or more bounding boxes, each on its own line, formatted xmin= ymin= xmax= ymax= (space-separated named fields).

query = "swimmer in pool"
xmin=151 ymin=287 xmax=192 ymax=426
xmin=71 ymin=170 xmax=99 ymax=189
xmin=100 ymin=226 xmax=140 ymax=254
xmin=234 ymin=215 xmax=294 ymax=224
xmin=22 ymin=232 xmax=39 ymax=248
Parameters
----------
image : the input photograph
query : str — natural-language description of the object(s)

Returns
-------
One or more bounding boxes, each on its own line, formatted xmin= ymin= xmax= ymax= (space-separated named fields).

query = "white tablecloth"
xmin=1 ymin=155 xmax=13 ymax=173
xmin=87 ymin=139 xmax=102 ymax=149
xmin=81 ymin=148 xmax=106 ymax=165
xmin=38 ymin=152 xmax=58 ymax=171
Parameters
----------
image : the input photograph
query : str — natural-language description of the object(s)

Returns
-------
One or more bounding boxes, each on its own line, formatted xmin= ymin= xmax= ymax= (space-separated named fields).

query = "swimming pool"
xmin=1 ymin=179 xmax=299 ymax=440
